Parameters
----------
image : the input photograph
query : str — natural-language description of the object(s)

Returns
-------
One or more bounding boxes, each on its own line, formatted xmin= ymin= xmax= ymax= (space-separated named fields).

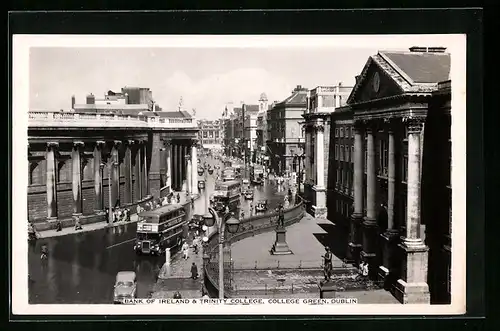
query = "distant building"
xmin=302 ymin=83 xmax=353 ymax=219
xmin=197 ymin=119 xmax=223 ymax=150
xmin=72 ymin=87 xmax=158 ymax=115
xmin=266 ymin=85 xmax=307 ymax=175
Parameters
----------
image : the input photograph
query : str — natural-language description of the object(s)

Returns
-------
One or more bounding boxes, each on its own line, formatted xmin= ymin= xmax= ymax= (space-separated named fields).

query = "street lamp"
xmin=203 ymin=207 xmax=240 ymax=299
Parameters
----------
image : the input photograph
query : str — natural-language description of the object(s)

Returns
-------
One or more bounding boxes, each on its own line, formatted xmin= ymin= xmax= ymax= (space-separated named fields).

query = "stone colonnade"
xmin=347 ymin=117 xmax=430 ymax=304
xmin=36 ymin=136 xmax=199 ymax=221
xmin=162 ymin=139 xmax=198 ymax=195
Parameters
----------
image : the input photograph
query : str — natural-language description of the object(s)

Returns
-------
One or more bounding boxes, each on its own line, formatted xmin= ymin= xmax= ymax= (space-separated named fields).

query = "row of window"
xmin=334 ymin=144 xmax=354 ymax=162
xmin=335 ymin=126 xmax=354 ymax=139
xmin=335 ymin=199 xmax=352 ymax=218
xmin=336 ymin=163 xmax=353 ymax=195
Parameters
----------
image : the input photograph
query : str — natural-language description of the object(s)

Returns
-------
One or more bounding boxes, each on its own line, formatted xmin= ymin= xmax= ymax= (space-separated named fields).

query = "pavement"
xmin=230 ymin=212 xmax=338 ymax=270
xmin=35 ymin=191 xmax=198 ymax=239
xmin=151 ymin=234 xmax=205 ymax=299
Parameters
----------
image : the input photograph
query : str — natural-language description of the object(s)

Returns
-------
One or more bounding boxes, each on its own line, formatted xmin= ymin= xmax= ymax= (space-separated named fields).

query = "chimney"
xmin=355 ymin=75 xmax=361 ymax=84
xmin=124 ymin=93 xmax=129 ymax=104
xmin=409 ymin=46 xmax=428 ymax=52
xmin=427 ymin=47 xmax=447 ymax=53
xmin=338 ymin=82 xmax=342 ymax=87
xmin=86 ymin=93 xmax=95 ymax=105
xmin=71 ymin=95 xmax=75 ymax=108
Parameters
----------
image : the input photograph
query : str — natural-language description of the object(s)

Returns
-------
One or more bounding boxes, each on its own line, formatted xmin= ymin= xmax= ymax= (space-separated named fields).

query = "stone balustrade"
xmin=28 ymin=111 xmax=197 ymax=129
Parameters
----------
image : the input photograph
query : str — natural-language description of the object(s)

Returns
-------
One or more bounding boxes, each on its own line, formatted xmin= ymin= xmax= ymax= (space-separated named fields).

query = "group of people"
xmin=104 ymin=207 xmax=131 ymax=224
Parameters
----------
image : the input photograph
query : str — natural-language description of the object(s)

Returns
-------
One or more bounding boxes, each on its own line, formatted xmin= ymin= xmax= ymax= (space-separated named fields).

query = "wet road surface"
xmin=28 ymin=157 xmax=289 ymax=303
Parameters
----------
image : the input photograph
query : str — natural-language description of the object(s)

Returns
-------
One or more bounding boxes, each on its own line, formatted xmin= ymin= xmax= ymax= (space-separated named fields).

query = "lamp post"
xmin=203 ymin=207 xmax=240 ymax=299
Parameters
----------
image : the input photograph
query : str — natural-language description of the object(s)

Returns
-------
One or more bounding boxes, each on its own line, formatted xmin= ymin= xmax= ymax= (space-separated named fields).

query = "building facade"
xmin=197 ymin=119 xmax=223 ymax=150
xmin=28 ymin=92 xmax=199 ymax=230
xmin=303 ymin=84 xmax=353 ymax=218
xmin=267 ymin=86 xmax=307 ymax=175
xmin=324 ymin=47 xmax=452 ymax=304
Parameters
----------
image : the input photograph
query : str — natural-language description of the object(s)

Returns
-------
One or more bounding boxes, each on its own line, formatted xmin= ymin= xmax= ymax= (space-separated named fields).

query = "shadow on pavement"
xmin=313 ymin=222 xmax=349 ymax=261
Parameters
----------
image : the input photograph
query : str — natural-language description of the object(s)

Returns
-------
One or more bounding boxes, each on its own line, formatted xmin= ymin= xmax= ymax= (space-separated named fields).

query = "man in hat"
xmin=323 ymin=246 xmax=333 ymax=282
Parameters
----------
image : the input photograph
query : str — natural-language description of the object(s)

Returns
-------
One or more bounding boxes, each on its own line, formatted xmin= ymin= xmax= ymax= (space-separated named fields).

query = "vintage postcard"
xmin=12 ymin=34 xmax=466 ymax=315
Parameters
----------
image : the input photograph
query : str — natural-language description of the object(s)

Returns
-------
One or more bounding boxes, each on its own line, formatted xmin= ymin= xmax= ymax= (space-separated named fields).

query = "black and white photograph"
xmin=12 ymin=34 xmax=466 ymax=315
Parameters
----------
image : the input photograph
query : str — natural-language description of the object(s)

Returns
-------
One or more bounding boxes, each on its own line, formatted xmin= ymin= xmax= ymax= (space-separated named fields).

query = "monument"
xmin=270 ymin=204 xmax=293 ymax=255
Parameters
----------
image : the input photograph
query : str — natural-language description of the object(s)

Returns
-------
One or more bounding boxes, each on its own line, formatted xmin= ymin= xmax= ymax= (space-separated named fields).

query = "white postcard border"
xmin=12 ymin=34 xmax=467 ymax=315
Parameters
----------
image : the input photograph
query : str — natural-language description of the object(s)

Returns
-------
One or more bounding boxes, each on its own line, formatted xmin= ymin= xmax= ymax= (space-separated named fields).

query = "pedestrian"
xmin=74 ymin=216 xmax=82 ymax=231
xmin=362 ymin=262 xmax=369 ymax=278
xmin=182 ymin=241 xmax=189 ymax=260
xmin=56 ymin=219 xmax=62 ymax=232
xmin=191 ymin=262 xmax=199 ymax=280
xmin=176 ymin=193 xmax=181 ymax=203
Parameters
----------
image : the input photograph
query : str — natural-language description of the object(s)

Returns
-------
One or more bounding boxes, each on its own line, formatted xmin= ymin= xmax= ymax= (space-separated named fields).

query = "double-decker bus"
xmin=211 ymin=180 xmax=241 ymax=213
xmin=134 ymin=204 xmax=189 ymax=256
xmin=251 ymin=164 xmax=265 ymax=185
xmin=222 ymin=167 xmax=237 ymax=182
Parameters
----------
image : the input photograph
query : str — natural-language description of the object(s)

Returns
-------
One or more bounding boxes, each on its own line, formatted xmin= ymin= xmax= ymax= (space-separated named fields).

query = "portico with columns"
xmin=339 ymin=47 xmax=451 ymax=304
xmin=28 ymin=111 xmax=199 ymax=230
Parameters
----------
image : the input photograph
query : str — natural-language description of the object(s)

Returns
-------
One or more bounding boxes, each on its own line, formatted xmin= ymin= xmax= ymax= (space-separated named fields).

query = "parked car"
xmin=113 ymin=271 xmax=137 ymax=304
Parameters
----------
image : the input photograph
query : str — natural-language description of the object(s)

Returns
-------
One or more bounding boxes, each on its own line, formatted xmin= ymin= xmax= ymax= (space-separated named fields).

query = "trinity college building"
xmin=303 ymin=46 xmax=452 ymax=304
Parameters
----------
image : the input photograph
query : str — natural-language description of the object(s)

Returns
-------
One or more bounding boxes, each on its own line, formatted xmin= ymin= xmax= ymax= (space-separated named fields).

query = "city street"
xmin=28 ymin=157 xmax=289 ymax=304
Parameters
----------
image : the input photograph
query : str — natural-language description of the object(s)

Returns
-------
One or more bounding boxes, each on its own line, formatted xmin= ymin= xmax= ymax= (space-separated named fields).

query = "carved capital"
xmin=73 ymin=141 xmax=85 ymax=148
xmin=404 ymin=117 xmax=425 ymax=134
xmin=96 ymin=140 xmax=106 ymax=147
xmin=127 ymin=140 xmax=135 ymax=146
xmin=163 ymin=139 xmax=172 ymax=147
xmin=46 ymin=141 xmax=59 ymax=149
xmin=113 ymin=140 xmax=123 ymax=147
xmin=353 ymin=120 xmax=366 ymax=133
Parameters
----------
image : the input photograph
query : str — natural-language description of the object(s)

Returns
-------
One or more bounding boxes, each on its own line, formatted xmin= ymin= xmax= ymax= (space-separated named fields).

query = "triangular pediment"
xmin=347 ymin=56 xmax=405 ymax=105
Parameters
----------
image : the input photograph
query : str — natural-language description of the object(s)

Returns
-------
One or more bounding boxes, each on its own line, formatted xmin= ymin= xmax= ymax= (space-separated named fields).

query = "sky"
xmin=30 ymin=46 xmax=403 ymax=120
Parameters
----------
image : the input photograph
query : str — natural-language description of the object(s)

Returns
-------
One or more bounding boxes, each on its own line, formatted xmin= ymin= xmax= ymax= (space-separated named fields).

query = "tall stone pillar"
xmin=304 ymin=128 xmax=311 ymax=183
xmin=186 ymin=154 xmax=192 ymax=195
xmin=46 ymin=142 xmax=59 ymax=220
xmin=94 ymin=141 xmax=105 ymax=211
xmin=191 ymin=141 xmax=199 ymax=196
xmin=311 ymin=119 xmax=327 ymax=218
xmin=124 ymin=140 xmax=134 ymax=204
xmin=395 ymin=118 xmax=430 ymax=304
xmin=149 ymin=133 xmax=162 ymax=199
xmin=172 ymin=142 xmax=178 ymax=191
xmin=72 ymin=141 xmax=84 ymax=215
xmin=180 ymin=144 xmax=186 ymax=191
xmin=111 ymin=141 xmax=121 ymax=207
xmin=347 ymin=122 xmax=364 ymax=263
xmin=142 ymin=142 xmax=149 ymax=197
xmin=361 ymin=125 xmax=378 ymax=272
xmin=379 ymin=122 xmax=399 ymax=281
xmin=165 ymin=140 xmax=172 ymax=192
xmin=134 ymin=141 xmax=142 ymax=201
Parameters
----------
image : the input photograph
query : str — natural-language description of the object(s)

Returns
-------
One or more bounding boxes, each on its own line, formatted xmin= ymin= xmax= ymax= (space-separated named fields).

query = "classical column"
xmin=347 ymin=122 xmax=364 ymax=262
xmin=395 ymin=118 xmax=430 ymax=304
xmin=361 ymin=124 xmax=378 ymax=270
xmin=165 ymin=140 xmax=172 ymax=191
xmin=191 ymin=140 xmax=199 ymax=195
xmin=311 ymin=120 xmax=327 ymax=218
xmin=111 ymin=141 xmax=121 ymax=207
xmin=134 ymin=141 xmax=142 ymax=201
xmin=46 ymin=142 xmax=59 ymax=220
xmin=315 ymin=121 xmax=325 ymax=188
xmin=142 ymin=142 xmax=148 ymax=197
xmin=172 ymin=142 xmax=177 ymax=191
xmin=72 ymin=141 xmax=84 ymax=215
xmin=93 ymin=141 xmax=105 ymax=211
xmin=186 ymin=154 xmax=192 ymax=194
xmin=378 ymin=122 xmax=400 ymax=281
xmin=124 ymin=140 xmax=133 ymax=204
xmin=304 ymin=128 xmax=311 ymax=183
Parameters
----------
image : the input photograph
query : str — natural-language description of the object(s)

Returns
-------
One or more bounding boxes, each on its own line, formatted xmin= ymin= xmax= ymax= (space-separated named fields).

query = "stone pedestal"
xmin=393 ymin=241 xmax=430 ymax=304
xmin=270 ymin=228 xmax=293 ymax=255
xmin=319 ymin=281 xmax=336 ymax=298
xmin=311 ymin=185 xmax=327 ymax=219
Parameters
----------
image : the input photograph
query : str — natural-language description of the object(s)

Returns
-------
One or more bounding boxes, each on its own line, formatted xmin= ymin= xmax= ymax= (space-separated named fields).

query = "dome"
xmin=259 ymin=92 xmax=268 ymax=101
